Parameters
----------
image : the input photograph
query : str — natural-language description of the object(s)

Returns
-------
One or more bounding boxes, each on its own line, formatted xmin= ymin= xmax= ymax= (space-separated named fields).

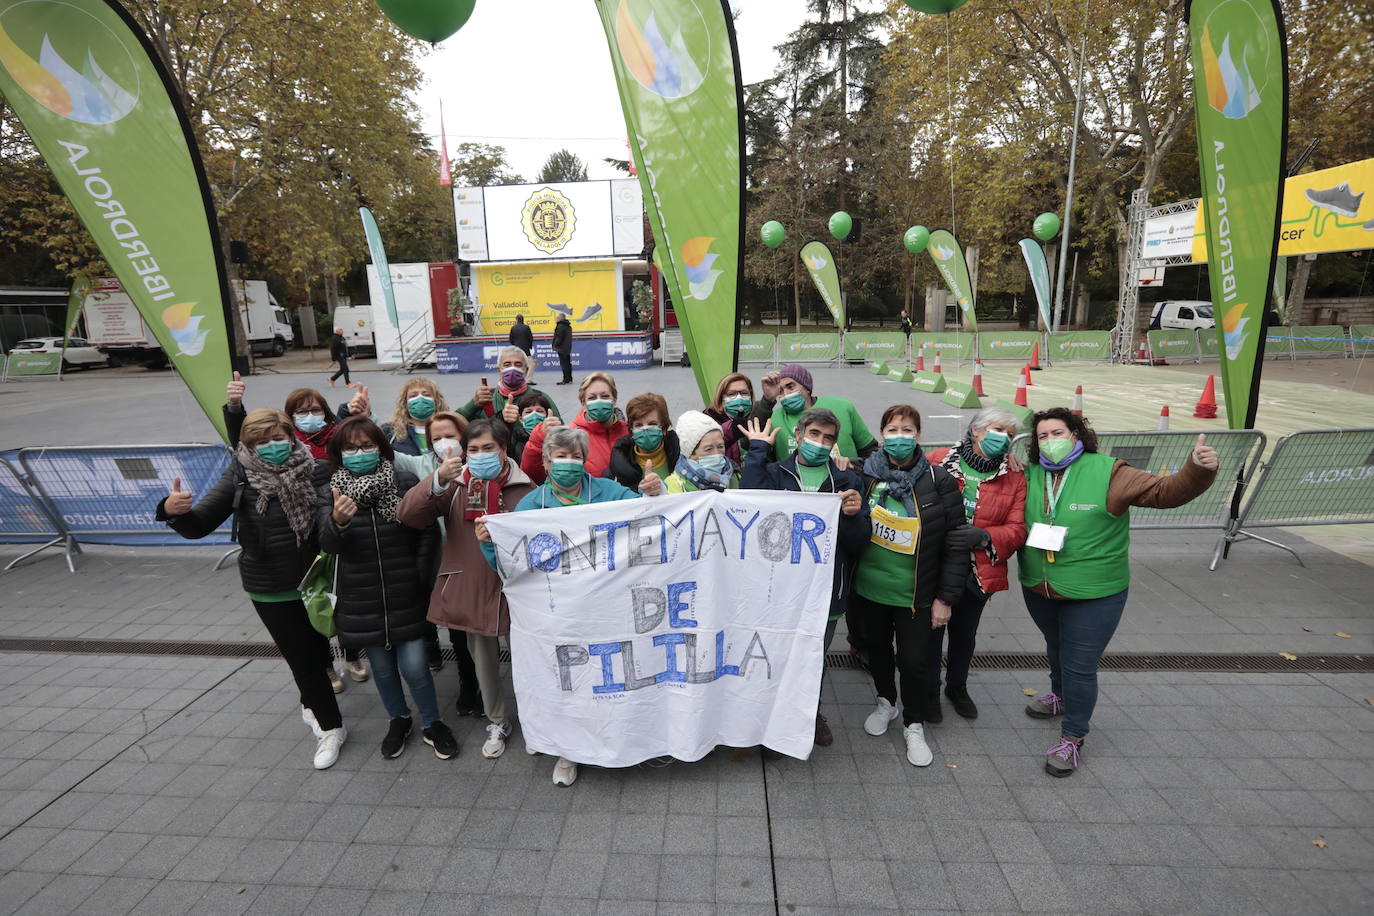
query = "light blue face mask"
xmin=294 ymin=413 xmax=326 ymax=434
xmin=698 ymin=454 xmax=731 ymax=475
xmin=466 ymin=451 xmax=504 ymax=480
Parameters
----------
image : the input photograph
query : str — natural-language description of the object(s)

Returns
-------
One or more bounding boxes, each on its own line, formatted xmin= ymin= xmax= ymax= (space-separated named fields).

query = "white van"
xmin=333 ymin=306 xmax=375 ymax=356
xmin=1149 ymin=300 xmax=1215 ymax=331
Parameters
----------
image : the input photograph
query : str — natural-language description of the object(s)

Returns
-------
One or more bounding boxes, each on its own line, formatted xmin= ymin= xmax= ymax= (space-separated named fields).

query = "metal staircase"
xmin=392 ymin=314 xmax=436 ymax=373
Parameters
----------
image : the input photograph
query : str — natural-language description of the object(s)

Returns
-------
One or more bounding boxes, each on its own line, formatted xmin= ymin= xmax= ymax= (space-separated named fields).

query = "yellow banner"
xmin=474 ymin=260 xmax=624 ymax=334
xmin=1184 ymin=157 xmax=1374 ymax=262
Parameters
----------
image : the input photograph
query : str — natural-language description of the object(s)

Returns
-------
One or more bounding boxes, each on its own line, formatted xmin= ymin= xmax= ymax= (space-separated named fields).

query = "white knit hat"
xmin=675 ymin=410 xmax=722 ymax=459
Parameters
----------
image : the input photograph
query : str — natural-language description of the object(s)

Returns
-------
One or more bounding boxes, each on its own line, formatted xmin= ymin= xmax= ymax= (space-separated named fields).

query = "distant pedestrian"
xmin=328 ymin=327 xmax=352 ymax=388
xmin=552 ymin=313 xmax=573 ymax=384
xmin=900 ymin=310 xmax=913 ymax=340
xmin=158 ymin=408 xmax=346 ymax=770
xmin=320 ymin=417 xmax=456 ymax=761
xmin=1020 ymin=408 xmax=1217 ymax=778
xmin=508 ymin=314 xmax=534 ymax=355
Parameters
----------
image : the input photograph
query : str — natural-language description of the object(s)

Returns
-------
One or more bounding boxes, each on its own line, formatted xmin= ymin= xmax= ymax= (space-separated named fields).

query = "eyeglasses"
xmin=341 ymin=446 xmax=379 ymax=457
xmin=294 ymin=409 xmax=325 ymax=417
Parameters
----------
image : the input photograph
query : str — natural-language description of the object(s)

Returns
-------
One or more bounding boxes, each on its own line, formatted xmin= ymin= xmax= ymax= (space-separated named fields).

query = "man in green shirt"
xmin=767 ymin=363 xmax=877 ymax=462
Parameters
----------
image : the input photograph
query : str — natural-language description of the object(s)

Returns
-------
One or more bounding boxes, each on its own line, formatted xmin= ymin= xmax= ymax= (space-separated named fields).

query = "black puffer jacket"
xmin=157 ymin=458 xmax=330 ymax=595
xmin=860 ymin=459 xmax=970 ymax=609
xmin=317 ymin=468 xmax=437 ymax=651
xmin=605 ymin=430 xmax=681 ymax=490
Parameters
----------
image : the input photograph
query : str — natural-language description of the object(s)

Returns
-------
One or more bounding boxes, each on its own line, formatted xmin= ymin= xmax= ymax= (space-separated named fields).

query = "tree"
xmin=450 ymin=142 xmax=523 ymax=186
xmin=537 ymin=149 xmax=589 ymax=184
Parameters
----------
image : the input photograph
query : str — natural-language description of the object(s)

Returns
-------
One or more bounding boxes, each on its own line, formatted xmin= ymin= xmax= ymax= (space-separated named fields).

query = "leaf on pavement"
xmin=1312 ymin=839 xmax=1328 ymax=849
xmin=1279 ymin=652 xmax=1298 ymax=661
xmin=1335 ymin=632 xmax=1351 ymax=638
xmin=1302 ymin=626 xmax=1312 ymax=632
xmin=1023 ymin=688 xmax=1037 ymax=696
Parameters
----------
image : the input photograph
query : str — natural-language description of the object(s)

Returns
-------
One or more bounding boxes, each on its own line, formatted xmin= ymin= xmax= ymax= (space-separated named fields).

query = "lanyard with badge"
xmin=868 ymin=483 xmax=922 ymax=555
xmin=1026 ymin=468 xmax=1070 ymax=563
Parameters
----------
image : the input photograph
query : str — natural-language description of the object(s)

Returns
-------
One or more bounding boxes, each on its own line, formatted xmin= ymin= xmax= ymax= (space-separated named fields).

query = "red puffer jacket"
xmin=927 ymin=447 xmax=1027 ymax=594
xmin=520 ymin=408 xmax=629 ymax=484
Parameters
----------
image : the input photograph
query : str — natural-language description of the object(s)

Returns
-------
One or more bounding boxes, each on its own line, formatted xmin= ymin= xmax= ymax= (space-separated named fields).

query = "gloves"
xmin=948 ymin=525 xmax=989 ymax=551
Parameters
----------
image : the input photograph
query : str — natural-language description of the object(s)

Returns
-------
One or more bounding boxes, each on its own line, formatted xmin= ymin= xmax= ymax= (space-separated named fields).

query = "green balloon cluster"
xmin=903 ymin=226 xmax=930 ymax=254
xmin=375 ymin=0 xmax=476 ymax=43
xmin=1033 ymin=211 xmax=1061 ymax=241
xmin=899 ymin=0 xmax=969 ymax=13
xmin=760 ymin=220 xmax=785 ymax=249
xmin=829 ymin=211 xmax=853 ymax=241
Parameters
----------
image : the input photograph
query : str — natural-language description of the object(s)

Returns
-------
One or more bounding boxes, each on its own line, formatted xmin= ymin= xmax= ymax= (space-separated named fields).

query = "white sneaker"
xmin=483 ymin=721 xmax=513 ymax=759
xmin=903 ymin=723 xmax=933 ymax=767
xmin=326 ymin=667 xmax=344 ymax=694
xmin=314 ymin=726 xmax=346 ymax=769
xmin=864 ymin=697 xmax=899 ymax=736
xmin=552 ymin=757 xmax=578 ymax=786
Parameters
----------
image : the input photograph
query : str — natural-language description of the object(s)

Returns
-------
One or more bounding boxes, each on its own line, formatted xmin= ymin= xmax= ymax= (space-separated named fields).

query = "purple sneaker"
xmin=1045 ymin=737 xmax=1083 ymax=777
xmin=1025 ymin=692 xmax=1064 ymax=719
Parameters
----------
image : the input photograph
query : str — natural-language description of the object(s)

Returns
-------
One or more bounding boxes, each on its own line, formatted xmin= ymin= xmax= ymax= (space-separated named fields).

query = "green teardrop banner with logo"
xmin=799 ymin=241 xmax=844 ymax=330
xmin=925 ymin=229 xmax=979 ymax=332
xmin=595 ymin=0 xmax=744 ymax=401
xmin=1188 ymin=0 xmax=1287 ymax=428
xmin=0 ymin=0 xmax=234 ymax=440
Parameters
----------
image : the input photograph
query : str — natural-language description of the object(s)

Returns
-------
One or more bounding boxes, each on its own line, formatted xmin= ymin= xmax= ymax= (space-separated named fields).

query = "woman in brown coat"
xmin=397 ymin=418 xmax=534 ymax=759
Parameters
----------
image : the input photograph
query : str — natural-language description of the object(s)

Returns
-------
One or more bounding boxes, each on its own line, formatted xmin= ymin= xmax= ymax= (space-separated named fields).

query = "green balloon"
xmin=829 ymin=211 xmax=853 ymax=241
xmin=375 ymin=0 xmax=476 ymax=43
xmin=899 ymin=0 xmax=969 ymax=13
xmin=1033 ymin=211 xmax=1061 ymax=241
xmin=760 ymin=220 xmax=786 ymax=249
xmin=903 ymin=226 xmax=930 ymax=254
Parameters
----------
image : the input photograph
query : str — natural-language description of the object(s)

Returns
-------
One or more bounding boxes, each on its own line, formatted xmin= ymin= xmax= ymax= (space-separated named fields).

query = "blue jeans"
xmin=1021 ymin=587 xmax=1128 ymax=739
xmin=365 ymin=639 xmax=442 ymax=728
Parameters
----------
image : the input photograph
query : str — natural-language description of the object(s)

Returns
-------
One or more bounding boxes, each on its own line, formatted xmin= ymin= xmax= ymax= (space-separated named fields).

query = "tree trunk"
xmin=1285 ymin=255 xmax=1312 ymax=325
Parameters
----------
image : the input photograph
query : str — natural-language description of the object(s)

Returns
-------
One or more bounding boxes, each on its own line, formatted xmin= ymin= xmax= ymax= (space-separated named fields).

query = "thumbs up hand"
xmin=348 ymin=385 xmax=370 ymax=417
xmin=226 ymin=371 xmax=245 ymax=406
xmin=165 ymin=477 xmax=193 ymax=516
xmin=1191 ymin=433 xmax=1218 ymax=470
xmin=332 ymin=487 xmax=358 ymax=526
xmin=639 ymin=460 xmax=664 ymax=497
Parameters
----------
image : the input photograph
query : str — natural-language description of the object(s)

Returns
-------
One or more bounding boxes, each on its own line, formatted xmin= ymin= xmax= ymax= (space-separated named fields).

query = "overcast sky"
xmin=413 ymin=1 xmax=805 ymax=183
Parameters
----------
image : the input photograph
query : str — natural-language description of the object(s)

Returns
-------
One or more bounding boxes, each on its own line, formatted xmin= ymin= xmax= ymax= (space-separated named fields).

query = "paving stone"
xmin=656 ymin=853 xmax=714 ymax=903
xmin=830 ymin=857 xmax=899 ymax=909
xmin=774 ymin=857 xmax=836 ymax=907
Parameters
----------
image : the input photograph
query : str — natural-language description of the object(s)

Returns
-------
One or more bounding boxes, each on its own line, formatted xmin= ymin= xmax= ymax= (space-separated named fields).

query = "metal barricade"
xmin=1095 ymin=430 xmax=1266 ymax=531
xmin=17 ymin=444 xmax=235 ymax=550
xmin=1220 ymin=428 xmax=1374 ymax=567
xmin=0 ymin=452 xmax=79 ymax=572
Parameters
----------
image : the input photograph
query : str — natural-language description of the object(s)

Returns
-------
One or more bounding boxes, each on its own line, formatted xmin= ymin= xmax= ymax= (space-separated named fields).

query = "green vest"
xmin=1019 ymin=453 xmax=1131 ymax=599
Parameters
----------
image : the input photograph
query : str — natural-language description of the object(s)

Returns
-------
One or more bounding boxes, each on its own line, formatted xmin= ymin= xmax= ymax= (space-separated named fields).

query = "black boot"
xmin=946 ymin=685 xmax=979 ymax=720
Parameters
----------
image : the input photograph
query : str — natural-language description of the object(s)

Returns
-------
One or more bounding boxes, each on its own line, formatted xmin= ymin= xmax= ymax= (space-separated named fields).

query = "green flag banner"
xmin=926 ymin=229 xmax=978 ymax=331
xmin=1188 ymin=0 xmax=1287 ymax=428
xmin=0 ymin=0 xmax=233 ymax=439
xmin=800 ymin=240 xmax=844 ymax=329
xmin=597 ymin=0 xmax=744 ymax=401
xmin=1017 ymin=238 xmax=1053 ymax=331
xmin=360 ymin=206 xmax=399 ymax=331
xmin=63 ymin=276 xmax=90 ymax=343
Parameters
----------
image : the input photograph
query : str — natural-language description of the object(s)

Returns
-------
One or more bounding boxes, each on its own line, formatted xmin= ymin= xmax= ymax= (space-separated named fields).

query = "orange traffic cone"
xmin=972 ymin=359 xmax=986 ymax=396
xmin=1194 ymin=375 xmax=1218 ymax=419
xmin=1137 ymin=336 xmax=1152 ymax=364
xmin=933 ymin=350 xmax=943 ymax=374
xmin=1071 ymin=385 xmax=1084 ymax=416
xmin=1013 ymin=372 xmax=1029 ymax=407
xmin=914 ymin=344 xmax=925 ymax=372
xmin=1029 ymin=341 xmax=1042 ymax=371
xmin=1158 ymin=405 xmax=1170 ymax=430
xmin=1022 ymin=364 xmax=1034 ymax=387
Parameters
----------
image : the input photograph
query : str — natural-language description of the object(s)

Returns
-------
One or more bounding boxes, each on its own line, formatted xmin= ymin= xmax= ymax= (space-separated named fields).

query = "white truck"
xmin=332 ymin=305 xmax=375 ymax=356
xmin=238 ymin=279 xmax=295 ymax=357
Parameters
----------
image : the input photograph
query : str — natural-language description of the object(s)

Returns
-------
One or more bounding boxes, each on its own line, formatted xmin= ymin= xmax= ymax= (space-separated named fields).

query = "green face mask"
xmin=780 ymin=391 xmax=806 ymax=413
xmin=255 ymin=441 xmax=292 ymax=466
xmin=406 ymin=395 xmax=435 ymax=420
xmin=882 ymin=436 xmax=917 ymax=462
xmin=1039 ymin=437 xmax=1074 ymax=463
xmin=521 ymin=412 xmax=545 ymax=432
xmin=633 ymin=426 xmax=664 ymax=451
xmin=797 ymin=438 xmax=831 ymax=467
xmin=549 ymin=458 xmax=585 ymax=488
xmin=979 ymin=430 xmax=1010 ymax=458
xmin=342 ymin=451 xmax=380 ymax=475
xmin=724 ymin=395 xmax=752 ymax=419
xmin=585 ymin=400 xmax=615 ymax=423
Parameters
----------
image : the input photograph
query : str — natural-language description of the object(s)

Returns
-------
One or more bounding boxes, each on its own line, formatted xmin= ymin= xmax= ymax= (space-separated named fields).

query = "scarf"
xmin=674 ymin=455 xmax=734 ymax=492
xmin=329 ymin=459 xmax=401 ymax=522
xmin=498 ymin=382 xmax=528 ymax=401
xmin=236 ymin=442 xmax=316 ymax=544
xmin=956 ymin=436 xmax=1001 ymax=475
xmin=458 ymin=459 xmax=511 ymax=521
xmin=295 ymin=423 xmax=335 ymax=460
xmin=862 ymin=449 xmax=931 ymax=517
xmin=1039 ymin=440 xmax=1085 ymax=472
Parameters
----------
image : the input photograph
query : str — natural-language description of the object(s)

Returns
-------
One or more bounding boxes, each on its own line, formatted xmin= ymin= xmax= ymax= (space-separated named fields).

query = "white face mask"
xmin=433 ymin=438 xmax=462 ymax=460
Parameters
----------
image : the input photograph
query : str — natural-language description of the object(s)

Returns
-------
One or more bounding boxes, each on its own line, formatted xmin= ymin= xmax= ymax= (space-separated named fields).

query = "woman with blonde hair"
xmin=158 ymin=408 xmax=346 ymax=769
xmin=376 ymin=377 xmax=452 ymax=456
xmin=519 ymin=371 xmax=628 ymax=484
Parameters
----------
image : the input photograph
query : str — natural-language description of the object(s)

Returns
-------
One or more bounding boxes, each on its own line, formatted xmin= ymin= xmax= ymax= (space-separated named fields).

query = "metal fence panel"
xmin=1198 ymin=328 xmax=1221 ymax=360
xmin=4 ymin=351 xmax=63 ymax=379
xmin=1095 ymin=430 xmax=1265 ymax=529
xmin=910 ymin=333 xmax=974 ymax=362
xmin=843 ymin=331 xmax=906 ymax=362
xmin=978 ymin=331 xmax=1041 ymax=361
xmin=1146 ymin=329 xmax=1199 ymax=363
xmin=1286 ymin=325 xmax=1347 ymax=356
xmin=776 ymin=333 xmax=839 ymax=362
xmin=19 ymin=445 xmax=235 ymax=545
xmin=1352 ymin=325 xmax=1374 ymax=355
xmin=1237 ymin=428 xmax=1374 ymax=527
xmin=0 ymin=453 xmax=62 ymax=543
xmin=1047 ymin=331 xmax=1112 ymax=361
xmin=737 ymin=333 xmax=777 ymax=364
